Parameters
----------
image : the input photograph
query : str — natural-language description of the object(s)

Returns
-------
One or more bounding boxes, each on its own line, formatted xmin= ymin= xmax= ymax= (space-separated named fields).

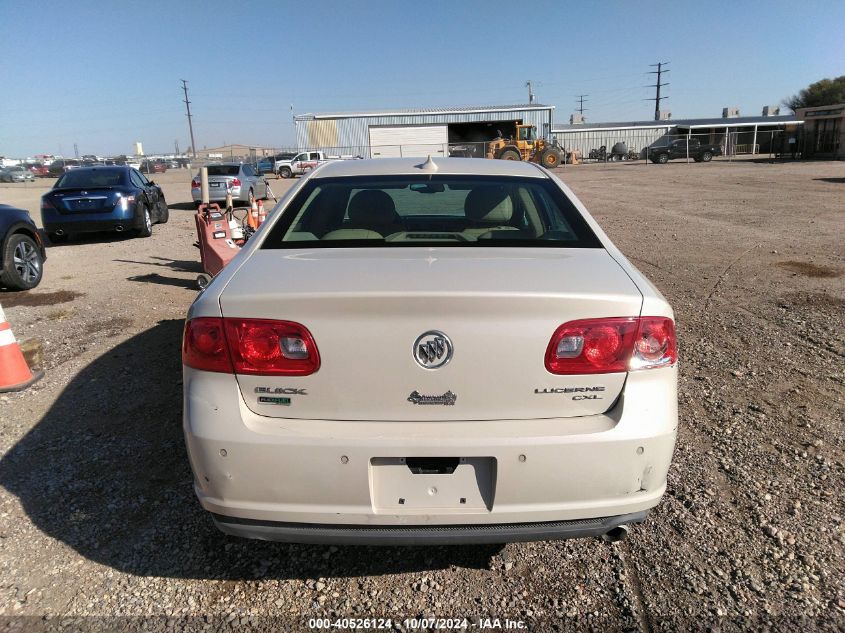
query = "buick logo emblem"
xmin=413 ymin=331 xmax=453 ymax=369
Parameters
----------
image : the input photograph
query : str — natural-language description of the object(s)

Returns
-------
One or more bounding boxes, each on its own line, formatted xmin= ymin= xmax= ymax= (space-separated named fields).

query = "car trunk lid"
xmin=219 ymin=247 xmax=643 ymax=421
xmin=45 ymin=188 xmax=120 ymax=214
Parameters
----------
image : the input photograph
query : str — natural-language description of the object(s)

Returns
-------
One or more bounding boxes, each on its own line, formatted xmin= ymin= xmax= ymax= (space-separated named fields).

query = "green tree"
xmin=784 ymin=76 xmax=845 ymax=111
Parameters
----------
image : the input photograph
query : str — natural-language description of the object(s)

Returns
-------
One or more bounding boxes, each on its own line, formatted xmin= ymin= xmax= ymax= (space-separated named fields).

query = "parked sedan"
xmin=47 ymin=160 xmax=81 ymax=177
xmin=182 ymin=157 xmax=678 ymax=545
xmin=40 ymin=166 xmax=168 ymax=241
xmin=0 ymin=204 xmax=45 ymax=290
xmin=140 ymin=160 xmax=167 ymax=174
xmin=23 ymin=163 xmax=50 ymax=178
xmin=0 ymin=166 xmax=36 ymax=183
xmin=190 ymin=163 xmax=268 ymax=207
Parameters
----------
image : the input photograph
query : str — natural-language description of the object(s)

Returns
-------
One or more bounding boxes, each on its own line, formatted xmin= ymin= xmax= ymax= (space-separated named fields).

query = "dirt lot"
xmin=0 ymin=160 xmax=843 ymax=631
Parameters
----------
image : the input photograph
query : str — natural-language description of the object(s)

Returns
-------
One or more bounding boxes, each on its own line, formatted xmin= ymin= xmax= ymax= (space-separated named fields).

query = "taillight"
xmin=231 ymin=178 xmax=241 ymax=188
xmin=182 ymin=317 xmax=319 ymax=376
xmin=40 ymin=198 xmax=56 ymax=211
xmin=183 ymin=318 xmax=232 ymax=373
xmin=224 ymin=318 xmax=319 ymax=375
xmin=191 ymin=179 xmax=200 ymax=189
xmin=545 ymin=316 xmax=676 ymax=375
xmin=631 ymin=317 xmax=677 ymax=369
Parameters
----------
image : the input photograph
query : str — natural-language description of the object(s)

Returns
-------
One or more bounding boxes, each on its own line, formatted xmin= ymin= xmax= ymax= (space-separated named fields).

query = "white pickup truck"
xmin=276 ymin=151 xmax=361 ymax=178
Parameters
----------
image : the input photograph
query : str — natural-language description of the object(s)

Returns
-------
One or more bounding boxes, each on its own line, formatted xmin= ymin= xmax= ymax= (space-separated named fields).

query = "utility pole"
xmin=174 ymin=139 xmax=179 ymax=156
xmin=526 ymin=80 xmax=535 ymax=104
xmin=576 ymin=94 xmax=589 ymax=116
xmin=73 ymin=143 xmax=79 ymax=158
xmin=181 ymin=79 xmax=197 ymax=158
xmin=647 ymin=62 xmax=670 ymax=121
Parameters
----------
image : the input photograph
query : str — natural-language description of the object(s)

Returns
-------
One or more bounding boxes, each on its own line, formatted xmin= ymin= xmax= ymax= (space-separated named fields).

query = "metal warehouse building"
xmin=552 ymin=113 xmax=802 ymax=158
xmin=294 ymin=104 xmax=555 ymax=158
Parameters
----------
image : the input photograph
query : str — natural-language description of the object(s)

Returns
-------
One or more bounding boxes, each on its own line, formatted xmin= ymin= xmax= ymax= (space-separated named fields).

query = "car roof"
xmin=312 ymin=157 xmax=550 ymax=179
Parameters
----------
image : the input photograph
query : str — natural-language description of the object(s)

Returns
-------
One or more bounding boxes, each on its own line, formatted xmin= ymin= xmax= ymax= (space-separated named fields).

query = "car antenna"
xmin=416 ymin=156 xmax=438 ymax=172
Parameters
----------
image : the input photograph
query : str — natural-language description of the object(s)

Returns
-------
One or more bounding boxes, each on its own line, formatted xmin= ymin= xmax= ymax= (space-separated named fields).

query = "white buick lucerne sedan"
xmin=182 ymin=157 xmax=678 ymax=545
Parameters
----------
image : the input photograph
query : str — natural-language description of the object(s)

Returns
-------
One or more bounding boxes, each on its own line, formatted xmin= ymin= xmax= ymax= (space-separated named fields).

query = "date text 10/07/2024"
xmin=307 ymin=618 xmax=528 ymax=630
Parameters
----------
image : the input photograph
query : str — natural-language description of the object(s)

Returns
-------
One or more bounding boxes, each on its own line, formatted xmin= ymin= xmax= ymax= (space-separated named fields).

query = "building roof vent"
xmin=722 ymin=107 xmax=740 ymax=118
xmin=658 ymin=110 xmax=672 ymax=121
xmin=762 ymin=105 xmax=781 ymax=116
xmin=570 ymin=113 xmax=585 ymax=124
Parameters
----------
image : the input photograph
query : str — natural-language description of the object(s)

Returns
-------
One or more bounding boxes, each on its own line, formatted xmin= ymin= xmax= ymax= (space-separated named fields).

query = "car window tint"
xmin=207 ymin=165 xmax=240 ymax=176
xmin=242 ymin=165 xmax=254 ymax=177
xmin=264 ymin=175 xmax=601 ymax=249
xmin=55 ymin=169 xmax=126 ymax=188
xmin=309 ymin=153 xmax=321 ymax=160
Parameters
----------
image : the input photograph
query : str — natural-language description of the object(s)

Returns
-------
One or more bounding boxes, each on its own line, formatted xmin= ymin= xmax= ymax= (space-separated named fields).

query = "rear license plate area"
xmin=210 ymin=182 xmax=220 ymax=188
xmin=74 ymin=200 xmax=98 ymax=210
xmin=370 ymin=457 xmax=496 ymax=513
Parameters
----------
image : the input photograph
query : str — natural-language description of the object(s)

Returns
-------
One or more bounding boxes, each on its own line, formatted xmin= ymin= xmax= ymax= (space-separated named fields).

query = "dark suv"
xmin=650 ymin=138 xmax=722 ymax=164
xmin=0 ymin=204 xmax=46 ymax=290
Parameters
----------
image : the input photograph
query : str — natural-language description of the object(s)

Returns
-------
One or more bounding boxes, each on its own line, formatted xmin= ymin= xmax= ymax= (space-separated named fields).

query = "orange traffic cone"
xmin=257 ymin=200 xmax=267 ymax=225
xmin=0 ymin=304 xmax=43 ymax=392
xmin=247 ymin=200 xmax=260 ymax=229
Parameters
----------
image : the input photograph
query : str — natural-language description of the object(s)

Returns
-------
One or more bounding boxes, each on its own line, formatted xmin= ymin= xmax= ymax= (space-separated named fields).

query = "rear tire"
xmin=157 ymin=199 xmax=169 ymax=223
xmin=499 ymin=149 xmax=520 ymax=161
xmin=136 ymin=204 xmax=153 ymax=237
xmin=279 ymin=166 xmax=292 ymax=178
xmin=701 ymin=151 xmax=713 ymax=162
xmin=656 ymin=153 xmax=669 ymax=164
xmin=1 ymin=233 xmax=43 ymax=290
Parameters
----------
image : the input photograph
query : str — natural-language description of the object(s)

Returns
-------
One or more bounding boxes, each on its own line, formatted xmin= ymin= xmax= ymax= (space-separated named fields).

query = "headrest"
xmin=464 ymin=186 xmax=513 ymax=223
xmin=348 ymin=190 xmax=397 ymax=225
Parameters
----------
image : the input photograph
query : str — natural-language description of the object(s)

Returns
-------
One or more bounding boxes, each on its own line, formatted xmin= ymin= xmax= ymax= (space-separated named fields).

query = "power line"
xmin=646 ymin=62 xmax=670 ymax=121
xmin=181 ymin=79 xmax=197 ymax=158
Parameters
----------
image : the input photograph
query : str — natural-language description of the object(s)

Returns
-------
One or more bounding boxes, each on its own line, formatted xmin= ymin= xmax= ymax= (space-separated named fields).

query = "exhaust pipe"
xmin=601 ymin=524 xmax=629 ymax=543
xmin=115 ymin=225 xmax=124 ymax=232
xmin=54 ymin=229 xmax=64 ymax=236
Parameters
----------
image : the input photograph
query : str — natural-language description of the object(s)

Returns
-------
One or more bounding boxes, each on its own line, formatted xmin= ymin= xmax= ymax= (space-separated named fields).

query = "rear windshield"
xmin=207 ymin=165 xmax=240 ymax=176
xmin=55 ymin=168 xmax=126 ymax=188
xmin=262 ymin=175 xmax=601 ymax=249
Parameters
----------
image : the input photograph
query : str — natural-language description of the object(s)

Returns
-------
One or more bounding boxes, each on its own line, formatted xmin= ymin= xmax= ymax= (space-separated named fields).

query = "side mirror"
xmin=148 ymin=180 xmax=156 ymax=186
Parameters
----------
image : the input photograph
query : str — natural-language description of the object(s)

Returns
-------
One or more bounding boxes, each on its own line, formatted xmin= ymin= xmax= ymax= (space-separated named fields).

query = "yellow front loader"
xmin=486 ymin=124 xmax=563 ymax=168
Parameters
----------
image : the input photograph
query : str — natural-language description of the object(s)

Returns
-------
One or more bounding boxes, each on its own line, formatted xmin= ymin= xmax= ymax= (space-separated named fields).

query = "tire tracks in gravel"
xmin=619 ymin=541 xmax=653 ymax=633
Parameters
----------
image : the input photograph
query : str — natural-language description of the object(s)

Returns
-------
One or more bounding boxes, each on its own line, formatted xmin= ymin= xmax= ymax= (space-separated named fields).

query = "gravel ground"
xmin=0 ymin=160 xmax=843 ymax=631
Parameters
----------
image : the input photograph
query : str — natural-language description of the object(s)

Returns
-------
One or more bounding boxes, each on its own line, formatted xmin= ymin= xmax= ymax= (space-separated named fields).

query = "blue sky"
xmin=1 ymin=0 xmax=843 ymax=157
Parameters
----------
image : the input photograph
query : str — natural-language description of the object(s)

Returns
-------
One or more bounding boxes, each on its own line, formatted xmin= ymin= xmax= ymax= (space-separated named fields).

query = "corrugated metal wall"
xmin=296 ymin=108 xmax=554 ymax=157
xmin=551 ymin=126 xmax=674 ymax=156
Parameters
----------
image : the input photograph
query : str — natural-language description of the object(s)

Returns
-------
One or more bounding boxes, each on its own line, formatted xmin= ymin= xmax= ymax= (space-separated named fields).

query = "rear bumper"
xmin=183 ymin=366 xmax=677 ymax=543
xmin=191 ymin=187 xmax=245 ymax=203
xmin=212 ymin=510 xmax=649 ymax=545
xmin=43 ymin=218 xmax=138 ymax=234
xmin=42 ymin=208 xmax=138 ymax=234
